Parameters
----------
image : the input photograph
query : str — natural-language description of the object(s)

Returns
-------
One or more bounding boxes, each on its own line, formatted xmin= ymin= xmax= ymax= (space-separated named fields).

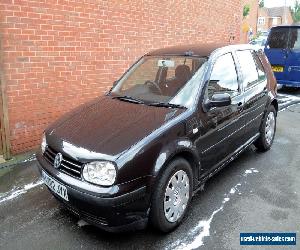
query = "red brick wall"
xmin=0 ymin=0 xmax=241 ymax=155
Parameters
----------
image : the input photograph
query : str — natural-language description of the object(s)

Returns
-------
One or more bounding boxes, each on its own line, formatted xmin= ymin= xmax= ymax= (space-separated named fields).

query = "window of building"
xmin=258 ymin=17 xmax=265 ymax=25
xmin=272 ymin=17 xmax=278 ymax=25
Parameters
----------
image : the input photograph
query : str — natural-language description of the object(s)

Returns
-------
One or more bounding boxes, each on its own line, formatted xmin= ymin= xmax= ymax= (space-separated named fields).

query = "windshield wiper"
xmin=112 ymin=95 xmax=145 ymax=104
xmin=146 ymin=102 xmax=186 ymax=109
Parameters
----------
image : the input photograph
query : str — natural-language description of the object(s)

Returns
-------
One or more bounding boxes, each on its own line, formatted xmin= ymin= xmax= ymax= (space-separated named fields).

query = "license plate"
xmin=271 ymin=65 xmax=284 ymax=72
xmin=42 ymin=171 xmax=69 ymax=201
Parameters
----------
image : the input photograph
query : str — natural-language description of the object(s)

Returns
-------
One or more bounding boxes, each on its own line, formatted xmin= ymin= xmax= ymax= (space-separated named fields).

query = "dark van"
xmin=264 ymin=25 xmax=300 ymax=88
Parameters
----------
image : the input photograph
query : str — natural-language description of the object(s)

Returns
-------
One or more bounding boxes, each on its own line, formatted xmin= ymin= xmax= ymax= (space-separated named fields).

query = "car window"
xmin=111 ymin=56 xmax=207 ymax=108
xmin=206 ymin=53 xmax=239 ymax=99
xmin=289 ymin=28 xmax=300 ymax=50
xmin=267 ymin=28 xmax=289 ymax=49
xmin=252 ymin=52 xmax=266 ymax=81
xmin=236 ymin=50 xmax=259 ymax=89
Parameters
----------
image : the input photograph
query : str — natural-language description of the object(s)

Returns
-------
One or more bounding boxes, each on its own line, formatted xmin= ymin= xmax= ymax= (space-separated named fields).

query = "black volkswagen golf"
xmin=37 ymin=43 xmax=278 ymax=232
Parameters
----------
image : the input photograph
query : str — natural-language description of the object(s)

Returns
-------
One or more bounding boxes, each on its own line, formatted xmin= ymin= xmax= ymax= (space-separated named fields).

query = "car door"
xmin=286 ymin=27 xmax=300 ymax=84
xmin=235 ymin=49 xmax=268 ymax=140
xmin=196 ymin=52 xmax=245 ymax=176
xmin=264 ymin=27 xmax=290 ymax=82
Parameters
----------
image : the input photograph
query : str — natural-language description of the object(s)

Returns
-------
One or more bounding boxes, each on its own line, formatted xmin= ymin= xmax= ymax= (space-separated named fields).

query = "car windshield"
xmin=110 ymin=56 xmax=208 ymax=108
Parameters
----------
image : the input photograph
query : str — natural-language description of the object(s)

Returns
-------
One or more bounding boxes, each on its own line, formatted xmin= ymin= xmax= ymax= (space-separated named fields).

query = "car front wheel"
xmin=150 ymin=158 xmax=193 ymax=232
xmin=254 ymin=105 xmax=277 ymax=151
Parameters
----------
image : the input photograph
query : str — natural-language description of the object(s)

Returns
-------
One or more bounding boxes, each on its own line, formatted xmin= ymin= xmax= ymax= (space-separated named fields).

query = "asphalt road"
xmin=0 ymin=90 xmax=299 ymax=250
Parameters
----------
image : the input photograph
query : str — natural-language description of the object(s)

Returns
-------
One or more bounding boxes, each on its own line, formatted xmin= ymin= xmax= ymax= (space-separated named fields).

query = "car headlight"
xmin=41 ymin=133 xmax=47 ymax=153
xmin=82 ymin=161 xmax=117 ymax=186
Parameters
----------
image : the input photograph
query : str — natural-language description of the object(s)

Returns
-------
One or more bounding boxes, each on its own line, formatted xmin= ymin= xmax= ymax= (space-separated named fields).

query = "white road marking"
xmin=0 ymin=179 xmax=43 ymax=204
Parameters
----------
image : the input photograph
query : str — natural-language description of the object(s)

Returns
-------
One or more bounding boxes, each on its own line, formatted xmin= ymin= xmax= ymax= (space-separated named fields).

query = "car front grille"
xmin=43 ymin=146 xmax=83 ymax=179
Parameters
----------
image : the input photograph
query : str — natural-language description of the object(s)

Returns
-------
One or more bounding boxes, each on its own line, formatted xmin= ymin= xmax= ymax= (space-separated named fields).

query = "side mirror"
xmin=203 ymin=93 xmax=231 ymax=111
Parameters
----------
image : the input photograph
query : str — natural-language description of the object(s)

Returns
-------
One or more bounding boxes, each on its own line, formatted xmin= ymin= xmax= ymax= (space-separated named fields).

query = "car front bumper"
xmin=36 ymin=152 xmax=152 ymax=232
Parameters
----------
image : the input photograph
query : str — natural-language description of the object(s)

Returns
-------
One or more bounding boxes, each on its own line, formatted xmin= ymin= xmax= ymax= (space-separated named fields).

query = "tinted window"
xmin=207 ymin=53 xmax=239 ymax=99
xmin=290 ymin=28 xmax=300 ymax=50
xmin=252 ymin=52 xmax=266 ymax=81
xmin=236 ymin=50 xmax=259 ymax=88
xmin=267 ymin=28 xmax=289 ymax=49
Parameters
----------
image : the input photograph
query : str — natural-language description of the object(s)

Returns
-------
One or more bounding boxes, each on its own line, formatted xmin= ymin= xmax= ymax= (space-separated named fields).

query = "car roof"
xmin=146 ymin=43 xmax=260 ymax=57
xmin=271 ymin=25 xmax=300 ymax=29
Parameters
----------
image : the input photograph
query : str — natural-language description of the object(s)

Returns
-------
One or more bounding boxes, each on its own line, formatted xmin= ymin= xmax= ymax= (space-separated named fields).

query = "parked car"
xmin=249 ymin=36 xmax=267 ymax=49
xmin=264 ymin=25 xmax=300 ymax=88
xmin=37 ymin=44 xmax=278 ymax=232
xmin=260 ymin=30 xmax=269 ymax=37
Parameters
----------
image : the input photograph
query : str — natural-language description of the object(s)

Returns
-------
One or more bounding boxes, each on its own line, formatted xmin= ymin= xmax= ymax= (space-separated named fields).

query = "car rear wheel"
xmin=150 ymin=158 xmax=193 ymax=232
xmin=254 ymin=105 xmax=277 ymax=151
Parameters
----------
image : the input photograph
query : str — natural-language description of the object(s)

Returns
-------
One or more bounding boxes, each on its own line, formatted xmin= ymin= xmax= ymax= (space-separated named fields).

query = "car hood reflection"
xmin=47 ymin=95 xmax=183 ymax=159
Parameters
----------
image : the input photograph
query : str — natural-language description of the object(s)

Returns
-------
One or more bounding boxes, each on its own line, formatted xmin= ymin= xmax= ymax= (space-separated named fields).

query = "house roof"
xmin=264 ymin=7 xmax=291 ymax=18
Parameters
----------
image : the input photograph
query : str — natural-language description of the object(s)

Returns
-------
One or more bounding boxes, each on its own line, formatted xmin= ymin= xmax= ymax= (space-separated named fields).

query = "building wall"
xmin=241 ymin=0 xmax=259 ymax=43
xmin=257 ymin=8 xmax=269 ymax=32
xmin=258 ymin=8 xmax=294 ymax=32
xmin=0 ymin=0 xmax=241 ymax=155
xmin=283 ymin=9 xmax=294 ymax=25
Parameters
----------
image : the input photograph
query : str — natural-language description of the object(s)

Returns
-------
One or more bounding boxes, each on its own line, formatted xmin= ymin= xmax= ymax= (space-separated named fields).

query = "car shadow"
xmin=278 ymin=87 xmax=300 ymax=96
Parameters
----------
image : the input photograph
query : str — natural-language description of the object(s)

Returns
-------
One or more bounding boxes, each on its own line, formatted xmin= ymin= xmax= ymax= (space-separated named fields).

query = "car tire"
xmin=150 ymin=157 xmax=193 ymax=232
xmin=254 ymin=105 xmax=277 ymax=151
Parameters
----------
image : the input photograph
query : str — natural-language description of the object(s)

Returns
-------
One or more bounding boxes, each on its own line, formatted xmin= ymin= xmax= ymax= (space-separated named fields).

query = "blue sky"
xmin=265 ymin=0 xmax=297 ymax=7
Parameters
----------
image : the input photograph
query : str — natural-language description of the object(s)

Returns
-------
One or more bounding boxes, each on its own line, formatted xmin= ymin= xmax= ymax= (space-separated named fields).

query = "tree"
xmin=243 ymin=4 xmax=250 ymax=18
xmin=259 ymin=0 xmax=264 ymax=8
xmin=292 ymin=0 xmax=300 ymax=23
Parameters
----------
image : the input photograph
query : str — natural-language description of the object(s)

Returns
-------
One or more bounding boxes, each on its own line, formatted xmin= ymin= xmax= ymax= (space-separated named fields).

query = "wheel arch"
xmin=271 ymin=98 xmax=278 ymax=113
xmin=152 ymin=146 xmax=200 ymax=191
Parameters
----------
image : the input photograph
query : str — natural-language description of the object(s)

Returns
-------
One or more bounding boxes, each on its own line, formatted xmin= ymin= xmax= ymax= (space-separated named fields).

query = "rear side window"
xmin=236 ymin=50 xmax=259 ymax=88
xmin=252 ymin=52 xmax=266 ymax=81
xmin=207 ymin=53 xmax=239 ymax=98
xmin=289 ymin=28 xmax=300 ymax=50
xmin=267 ymin=28 xmax=289 ymax=49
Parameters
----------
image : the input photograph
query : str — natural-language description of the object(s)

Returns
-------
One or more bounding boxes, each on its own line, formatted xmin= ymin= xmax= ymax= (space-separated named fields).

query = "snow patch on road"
xmin=278 ymin=94 xmax=300 ymax=111
xmin=278 ymin=93 xmax=300 ymax=103
xmin=0 ymin=179 xmax=43 ymax=204
xmin=21 ymin=154 xmax=36 ymax=163
xmin=166 ymin=169 xmax=259 ymax=250
xmin=244 ymin=168 xmax=259 ymax=176
xmin=77 ymin=219 xmax=90 ymax=227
